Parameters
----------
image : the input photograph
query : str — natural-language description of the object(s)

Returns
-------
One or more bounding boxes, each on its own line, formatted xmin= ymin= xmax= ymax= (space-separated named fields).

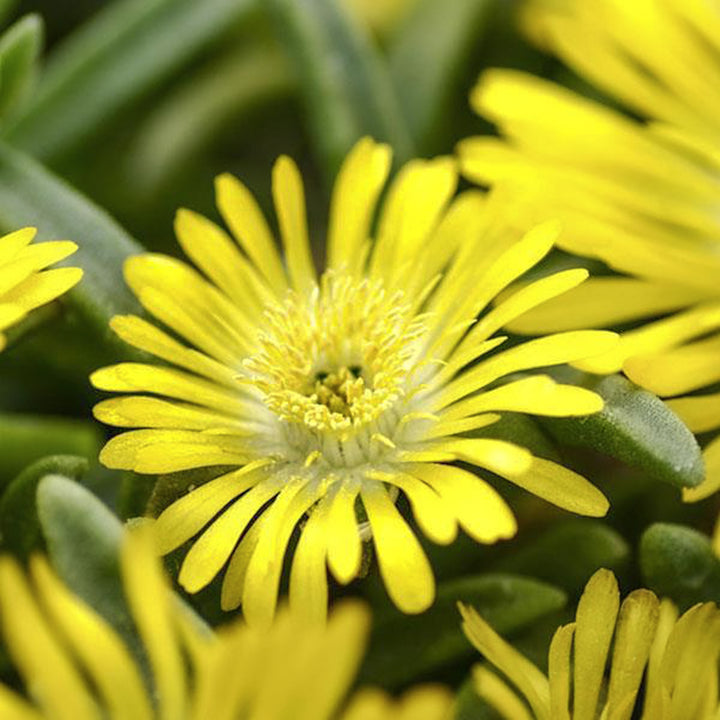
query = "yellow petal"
xmin=220 ymin=513 xmax=266 ymax=612
xmin=2 ymin=267 xmax=82 ymax=311
xmin=0 ymin=227 xmax=36 ymax=263
xmin=683 ymin=435 xmax=720 ymax=503
xmin=215 ymin=172 xmax=287 ymax=292
xmin=98 ymin=428 xmax=250 ymax=473
xmin=605 ymin=589 xmax=660 ymax=720
xmin=361 ymin=480 xmax=435 ymax=614
xmin=174 ymin=208 xmax=272 ymax=312
xmin=121 ymin=528 xmax=187 ymax=720
xmin=573 ymin=569 xmax=620 ymax=720
xmin=396 ymin=685 xmax=455 ymax=720
xmin=367 ymin=470 xmax=457 ymax=545
xmin=441 ymin=375 xmax=602 ymax=421
xmin=474 ymin=267 xmax=589 ymax=340
xmin=439 ymin=330 xmax=618 ymax=408
xmin=289 ymin=496 xmax=330 ymax=625
xmin=624 ymin=333 xmax=720 ymax=396
xmin=327 ymin=137 xmax=391 ymax=274
xmin=107 ymin=315 xmax=237 ymax=387
xmin=31 ymin=557 xmax=153 ymax=720
xmin=0 ymin=559 xmax=97 ymax=720
xmin=178 ymin=476 xmax=283 ymax=593
xmin=503 ymin=277 xmax=706 ymax=334
xmin=439 ymin=438 xmax=533 ymax=479
xmin=272 ymin=155 xmax=316 ymax=291
xmin=578 ymin=304 xmax=720 ymax=376
xmin=410 ymin=463 xmax=517 ymax=543
xmin=473 ymin=666 xmax=534 ymax=720
xmin=91 ymin=363 xmax=242 ymax=414
xmin=460 ymin=603 xmax=550 ymax=720
xmin=511 ymin=457 xmax=609 ymax=517
xmin=371 ymin=157 xmax=457 ymax=282
xmin=667 ymin=392 xmax=720 ymax=433
xmin=548 ymin=624 xmax=574 ymax=720
xmin=93 ymin=396 xmax=246 ymax=431
xmin=325 ymin=481 xmax=363 ymax=585
xmin=242 ymin=479 xmax=322 ymax=626
xmin=0 ymin=686 xmax=42 ymax=720
xmin=0 ymin=303 xmax=25 ymax=332
xmin=154 ymin=461 xmax=269 ymax=553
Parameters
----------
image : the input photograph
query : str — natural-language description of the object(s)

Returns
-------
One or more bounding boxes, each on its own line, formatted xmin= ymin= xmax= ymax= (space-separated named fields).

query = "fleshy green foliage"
xmin=540 ymin=370 xmax=705 ymax=490
xmin=641 ymin=523 xmax=720 ymax=609
xmin=0 ymin=454 xmax=87 ymax=558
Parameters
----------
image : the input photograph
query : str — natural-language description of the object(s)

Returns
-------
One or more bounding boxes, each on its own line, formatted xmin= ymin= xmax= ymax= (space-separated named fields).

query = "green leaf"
xmin=37 ymin=475 xmax=209 ymax=676
xmin=0 ymin=142 xmax=142 ymax=354
xmin=389 ymin=0 xmax=494 ymax=149
xmin=0 ymin=455 xmax=87 ymax=559
xmin=36 ymin=474 xmax=128 ymax=627
xmin=539 ymin=370 xmax=704 ymax=490
xmin=493 ymin=519 xmax=629 ymax=595
xmin=37 ymin=473 xmax=153 ymax=677
xmin=0 ymin=14 xmax=42 ymax=121
xmin=454 ymin=679 xmax=495 ymax=720
xmin=267 ymin=0 xmax=413 ymax=178
xmin=128 ymin=44 xmax=293 ymax=196
xmin=360 ymin=574 xmax=565 ymax=688
xmin=5 ymin=0 xmax=258 ymax=162
xmin=0 ymin=0 xmax=18 ymax=29
xmin=640 ymin=523 xmax=720 ymax=608
xmin=0 ymin=412 xmax=101 ymax=484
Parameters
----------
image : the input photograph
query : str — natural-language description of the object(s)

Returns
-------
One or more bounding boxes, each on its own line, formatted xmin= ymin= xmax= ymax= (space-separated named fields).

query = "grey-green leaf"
xmin=5 ymin=0 xmax=258 ymax=162
xmin=37 ymin=474 xmax=129 ymax=626
xmin=0 ymin=142 xmax=142 ymax=354
xmin=540 ymin=370 xmax=704 ymax=490
xmin=267 ymin=0 xmax=413 ymax=178
xmin=37 ymin=474 xmax=209 ymax=675
xmin=640 ymin=522 xmax=720 ymax=608
xmin=0 ymin=14 xmax=42 ymax=121
xmin=0 ymin=455 xmax=87 ymax=558
xmin=361 ymin=574 xmax=565 ymax=688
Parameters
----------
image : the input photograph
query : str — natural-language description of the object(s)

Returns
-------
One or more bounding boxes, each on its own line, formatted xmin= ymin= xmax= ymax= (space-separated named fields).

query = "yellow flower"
xmin=461 ymin=568 xmax=720 ymax=720
xmin=0 ymin=227 xmax=82 ymax=351
xmin=91 ymin=137 xmax=615 ymax=623
xmin=0 ymin=526 xmax=454 ymax=720
xmin=458 ymin=0 xmax=720 ymax=550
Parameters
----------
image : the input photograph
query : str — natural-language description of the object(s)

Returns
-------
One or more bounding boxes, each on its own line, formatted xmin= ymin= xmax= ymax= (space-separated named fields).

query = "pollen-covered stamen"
xmin=243 ymin=272 xmax=428 ymax=432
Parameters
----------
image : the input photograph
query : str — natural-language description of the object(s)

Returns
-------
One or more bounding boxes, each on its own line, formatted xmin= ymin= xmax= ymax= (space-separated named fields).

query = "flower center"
xmin=244 ymin=272 xmax=426 ymax=434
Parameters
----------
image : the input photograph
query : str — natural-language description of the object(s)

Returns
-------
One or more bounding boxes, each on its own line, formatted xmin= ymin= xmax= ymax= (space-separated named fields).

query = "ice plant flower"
xmin=461 ymin=568 xmax=720 ymax=720
xmin=0 ymin=227 xmax=82 ymax=351
xmin=458 ymin=0 xmax=720 ymax=550
xmin=91 ymin=137 xmax=615 ymax=624
xmin=0 ymin=526 xmax=453 ymax=720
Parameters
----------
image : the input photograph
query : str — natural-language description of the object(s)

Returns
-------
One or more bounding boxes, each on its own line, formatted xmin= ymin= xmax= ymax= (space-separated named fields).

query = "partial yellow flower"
xmin=458 ymin=0 xmax=720 ymax=545
xmin=92 ymin=137 xmax=615 ymax=623
xmin=0 ymin=526 xmax=454 ymax=720
xmin=0 ymin=227 xmax=82 ymax=351
xmin=461 ymin=568 xmax=720 ymax=719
